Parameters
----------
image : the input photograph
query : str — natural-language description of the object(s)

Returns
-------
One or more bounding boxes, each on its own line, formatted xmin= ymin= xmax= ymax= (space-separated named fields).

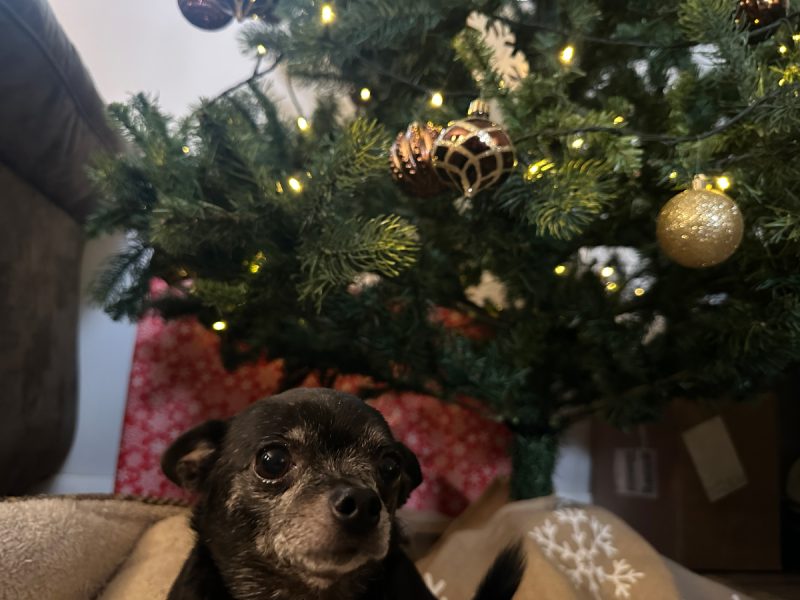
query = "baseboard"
xmin=556 ymin=490 xmax=593 ymax=504
xmin=34 ymin=473 xmax=115 ymax=495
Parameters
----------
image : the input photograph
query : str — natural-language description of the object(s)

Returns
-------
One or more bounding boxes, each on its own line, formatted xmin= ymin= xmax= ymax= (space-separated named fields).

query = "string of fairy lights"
xmin=283 ymin=2 xmax=797 ymax=177
xmin=192 ymin=2 xmax=798 ymax=333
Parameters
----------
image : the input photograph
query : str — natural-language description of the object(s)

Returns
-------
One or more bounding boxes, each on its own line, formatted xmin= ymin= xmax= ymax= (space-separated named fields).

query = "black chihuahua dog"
xmin=162 ymin=388 xmax=524 ymax=600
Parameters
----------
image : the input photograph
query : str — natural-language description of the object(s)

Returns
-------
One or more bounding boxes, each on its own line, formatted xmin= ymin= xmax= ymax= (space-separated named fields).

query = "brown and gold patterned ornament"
xmin=656 ymin=175 xmax=744 ymax=268
xmin=389 ymin=122 xmax=451 ymax=197
xmin=432 ymin=100 xmax=517 ymax=198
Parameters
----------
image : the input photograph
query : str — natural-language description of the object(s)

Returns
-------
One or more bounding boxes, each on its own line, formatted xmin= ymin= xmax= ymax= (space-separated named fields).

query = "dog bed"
xmin=0 ymin=481 xmax=750 ymax=600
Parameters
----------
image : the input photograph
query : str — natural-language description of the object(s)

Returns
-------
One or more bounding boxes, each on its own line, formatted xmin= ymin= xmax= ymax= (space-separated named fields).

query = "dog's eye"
xmin=254 ymin=445 xmax=291 ymax=480
xmin=378 ymin=454 xmax=401 ymax=484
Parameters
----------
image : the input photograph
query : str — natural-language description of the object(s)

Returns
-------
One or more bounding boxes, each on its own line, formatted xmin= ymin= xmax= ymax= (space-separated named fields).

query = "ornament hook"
xmin=691 ymin=174 xmax=709 ymax=191
xmin=467 ymin=99 xmax=490 ymax=119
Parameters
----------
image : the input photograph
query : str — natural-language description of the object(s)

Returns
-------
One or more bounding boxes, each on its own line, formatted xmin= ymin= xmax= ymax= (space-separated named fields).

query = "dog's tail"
xmin=472 ymin=541 xmax=526 ymax=600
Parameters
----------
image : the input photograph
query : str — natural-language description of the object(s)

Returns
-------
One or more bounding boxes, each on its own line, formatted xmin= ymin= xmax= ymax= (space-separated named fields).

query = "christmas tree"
xmin=89 ymin=0 xmax=800 ymax=498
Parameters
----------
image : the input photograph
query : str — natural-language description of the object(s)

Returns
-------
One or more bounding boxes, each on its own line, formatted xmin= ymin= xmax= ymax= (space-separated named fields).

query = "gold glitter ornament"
xmin=656 ymin=175 xmax=744 ymax=268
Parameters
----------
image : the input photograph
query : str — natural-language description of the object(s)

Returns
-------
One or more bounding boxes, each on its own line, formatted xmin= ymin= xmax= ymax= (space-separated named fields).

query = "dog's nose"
xmin=329 ymin=486 xmax=381 ymax=533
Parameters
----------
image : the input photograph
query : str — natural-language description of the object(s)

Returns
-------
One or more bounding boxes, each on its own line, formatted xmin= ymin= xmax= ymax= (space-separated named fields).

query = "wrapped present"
xmin=115 ymin=314 xmax=283 ymax=501
xmin=116 ymin=313 xmax=511 ymax=516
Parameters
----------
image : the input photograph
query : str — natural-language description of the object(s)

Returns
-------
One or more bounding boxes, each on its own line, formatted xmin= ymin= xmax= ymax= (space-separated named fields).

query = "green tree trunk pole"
xmin=510 ymin=432 xmax=558 ymax=499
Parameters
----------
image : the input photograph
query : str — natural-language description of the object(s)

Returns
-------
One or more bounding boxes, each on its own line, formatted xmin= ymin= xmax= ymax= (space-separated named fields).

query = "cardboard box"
xmin=591 ymin=395 xmax=781 ymax=571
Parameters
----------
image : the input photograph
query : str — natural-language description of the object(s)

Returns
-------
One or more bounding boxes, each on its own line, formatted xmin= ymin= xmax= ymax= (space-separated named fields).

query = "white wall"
xmin=43 ymin=0 xmax=297 ymax=493
xmin=41 ymin=0 xmax=590 ymax=501
xmin=48 ymin=0 xmax=314 ymax=117
xmin=50 ymin=0 xmax=252 ymax=116
xmin=554 ymin=422 xmax=592 ymax=503
xmin=40 ymin=234 xmax=137 ymax=494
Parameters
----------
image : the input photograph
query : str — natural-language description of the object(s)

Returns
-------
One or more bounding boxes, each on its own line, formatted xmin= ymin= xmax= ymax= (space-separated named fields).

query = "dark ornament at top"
xmin=178 ymin=0 xmax=280 ymax=31
xmin=432 ymin=100 xmax=517 ymax=198
xmin=736 ymin=0 xmax=789 ymax=41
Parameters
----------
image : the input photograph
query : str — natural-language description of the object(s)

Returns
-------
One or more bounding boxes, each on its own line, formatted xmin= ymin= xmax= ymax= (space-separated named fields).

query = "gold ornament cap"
xmin=690 ymin=174 xmax=709 ymax=191
xmin=467 ymin=99 xmax=490 ymax=118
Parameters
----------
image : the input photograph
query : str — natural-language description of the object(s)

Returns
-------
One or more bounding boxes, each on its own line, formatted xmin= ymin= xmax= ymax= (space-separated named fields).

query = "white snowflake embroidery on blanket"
xmin=423 ymin=573 xmax=448 ymax=600
xmin=529 ymin=508 xmax=645 ymax=599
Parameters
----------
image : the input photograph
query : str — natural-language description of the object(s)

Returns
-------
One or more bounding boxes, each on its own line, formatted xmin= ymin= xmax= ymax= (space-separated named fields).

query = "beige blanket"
xmin=0 ymin=484 xmax=750 ymax=600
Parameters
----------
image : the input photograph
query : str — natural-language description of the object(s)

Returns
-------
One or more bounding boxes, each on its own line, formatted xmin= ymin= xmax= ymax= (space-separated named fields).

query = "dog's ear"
xmin=395 ymin=442 xmax=423 ymax=506
xmin=161 ymin=420 xmax=228 ymax=492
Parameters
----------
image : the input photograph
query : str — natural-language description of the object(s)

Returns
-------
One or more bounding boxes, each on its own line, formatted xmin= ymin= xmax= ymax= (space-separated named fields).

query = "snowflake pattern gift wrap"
xmin=115 ymin=308 xmax=512 ymax=515
xmin=415 ymin=480 xmax=751 ymax=600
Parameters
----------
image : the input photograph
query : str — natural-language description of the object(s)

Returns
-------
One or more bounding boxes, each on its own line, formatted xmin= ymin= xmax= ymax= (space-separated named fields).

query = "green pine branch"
xmin=89 ymin=240 xmax=153 ymax=320
xmin=86 ymin=0 xmax=800 ymax=469
xmin=298 ymin=215 xmax=419 ymax=307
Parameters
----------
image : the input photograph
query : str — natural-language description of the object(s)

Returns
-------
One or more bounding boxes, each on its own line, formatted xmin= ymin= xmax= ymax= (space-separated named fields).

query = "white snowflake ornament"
xmin=466 ymin=12 xmax=530 ymax=91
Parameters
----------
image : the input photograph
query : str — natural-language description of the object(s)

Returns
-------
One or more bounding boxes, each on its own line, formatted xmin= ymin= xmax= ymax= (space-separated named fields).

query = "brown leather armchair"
xmin=0 ymin=0 xmax=121 ymax=494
